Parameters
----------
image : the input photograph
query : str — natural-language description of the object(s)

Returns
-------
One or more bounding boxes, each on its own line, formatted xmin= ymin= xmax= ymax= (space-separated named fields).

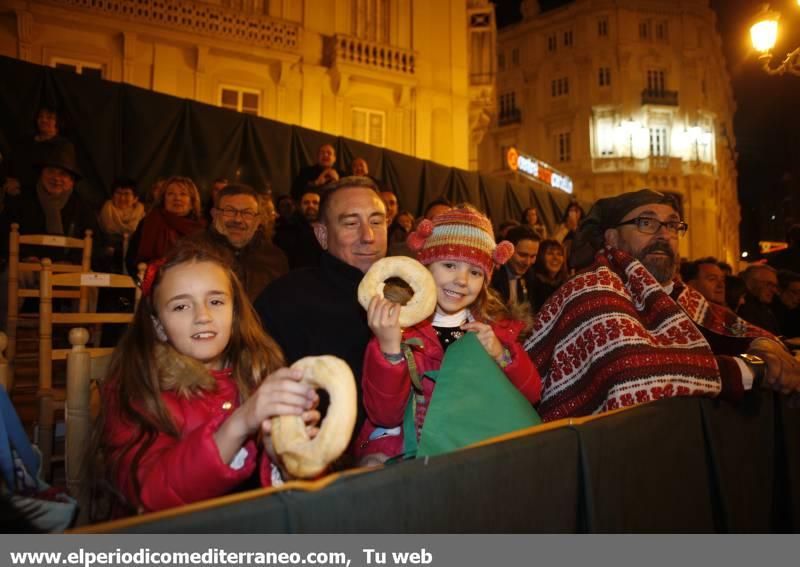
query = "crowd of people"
xmin=1 ymin=106 xmax=800 ymax=521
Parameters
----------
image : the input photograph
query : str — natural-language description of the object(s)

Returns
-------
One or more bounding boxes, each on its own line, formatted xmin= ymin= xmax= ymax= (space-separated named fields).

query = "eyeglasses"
xmin=616 ymin=216 xmax=688 ymax=236
xmin=216 ymin=207 xmax=258 ymax=221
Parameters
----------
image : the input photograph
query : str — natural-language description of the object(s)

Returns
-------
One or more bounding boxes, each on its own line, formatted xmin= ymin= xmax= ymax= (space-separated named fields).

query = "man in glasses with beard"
xmin=524 ymin=189 xmax=800 ymax=422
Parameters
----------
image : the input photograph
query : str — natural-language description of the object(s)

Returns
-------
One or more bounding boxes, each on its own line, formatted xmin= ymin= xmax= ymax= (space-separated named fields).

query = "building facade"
xmin=484 ymin=0 xmax=741 ymax=265
xmin=0 ymin=0 xmax=498 ymax=171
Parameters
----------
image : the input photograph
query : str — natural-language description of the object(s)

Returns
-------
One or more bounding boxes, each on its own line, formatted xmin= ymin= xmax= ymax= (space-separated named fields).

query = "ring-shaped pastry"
xmin=357 ymin=256 xmax=437 ymax=327
xmin=271 ymin=356 xmax=357 ymax=478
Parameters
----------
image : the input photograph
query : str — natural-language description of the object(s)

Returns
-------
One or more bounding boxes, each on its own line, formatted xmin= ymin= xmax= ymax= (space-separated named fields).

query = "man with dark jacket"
xmin=193 ymin=184 xmax=288 ymax=301
xmin=0 ymin=140 xmax=99 ymax=262
xmin=255 ymin=176 xmax=387 ymax=435
xmin=490 ymin=225 xmax=540 ymax=308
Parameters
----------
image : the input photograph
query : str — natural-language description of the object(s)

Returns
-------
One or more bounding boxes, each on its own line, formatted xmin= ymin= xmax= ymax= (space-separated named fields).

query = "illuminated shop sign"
xmin=506 ymin=147 xmax=573 ymax=194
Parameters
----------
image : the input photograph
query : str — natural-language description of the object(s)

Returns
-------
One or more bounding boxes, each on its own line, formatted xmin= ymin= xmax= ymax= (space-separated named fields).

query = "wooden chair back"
xmin=5 ymin=223 xmax=92 ymax=390
xmin=37 ymin=259 xmax=142 ymax=481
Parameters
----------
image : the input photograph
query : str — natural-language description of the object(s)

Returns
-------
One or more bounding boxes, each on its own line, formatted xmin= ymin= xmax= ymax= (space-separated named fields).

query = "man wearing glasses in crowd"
xmin=196 ymin=183 xmax=288 ymax=301
xmin=524 ymin=189 xmax=800 ymax=422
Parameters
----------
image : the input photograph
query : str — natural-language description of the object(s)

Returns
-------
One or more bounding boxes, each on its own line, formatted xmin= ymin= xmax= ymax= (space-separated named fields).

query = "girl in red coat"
xmin=358 ymin=205 xmax=541 ymax=463
xmin=101 ymin=240 xmax=318 ymax=513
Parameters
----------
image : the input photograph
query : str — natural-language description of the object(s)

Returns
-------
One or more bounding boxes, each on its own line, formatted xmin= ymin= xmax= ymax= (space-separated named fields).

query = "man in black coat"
xmin=0 ymin=140 xmax=99 ymax=262
xmin=490 ymin=225 xmax=541 ymax=309
xmin=255 ymin=176 xmax=387 ymax=433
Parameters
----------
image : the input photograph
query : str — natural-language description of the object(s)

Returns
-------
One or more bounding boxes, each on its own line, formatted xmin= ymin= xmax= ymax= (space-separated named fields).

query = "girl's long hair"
xmin=470 ymin=281 xmax=533 ymax=334
xmin=95 ymin=239 xmax=284 ymax=506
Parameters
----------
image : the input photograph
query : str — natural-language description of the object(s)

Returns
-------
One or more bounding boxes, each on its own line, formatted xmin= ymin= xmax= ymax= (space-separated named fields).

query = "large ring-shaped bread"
xmin=357 ymin=256 xmax=437 ymax=327
xmin=271 ymin=356 xmax=357 ymax=478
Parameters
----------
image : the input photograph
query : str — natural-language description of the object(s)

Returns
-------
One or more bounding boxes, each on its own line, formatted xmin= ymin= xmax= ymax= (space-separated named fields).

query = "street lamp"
xmin=750 ymin=3 xmax=800 ymax=75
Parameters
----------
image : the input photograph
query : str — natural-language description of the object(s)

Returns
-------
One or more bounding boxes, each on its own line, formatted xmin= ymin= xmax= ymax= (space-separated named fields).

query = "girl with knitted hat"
xmin=357 ymin=204 xmax=542 ymax=463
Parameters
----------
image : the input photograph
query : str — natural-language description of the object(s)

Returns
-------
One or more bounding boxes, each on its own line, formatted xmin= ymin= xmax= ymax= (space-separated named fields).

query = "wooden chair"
xmin=37 ymin=259 xmax=141 ymax=481
xmin=6 ymin=223 xmax=93 ymax=391
xmin=65 ymin=327 xmax=113 ymax=526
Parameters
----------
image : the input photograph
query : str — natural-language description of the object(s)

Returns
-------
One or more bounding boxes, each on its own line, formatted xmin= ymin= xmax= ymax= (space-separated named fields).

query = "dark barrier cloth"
xmin=120 ymin=488 xmax=290 ymax=534
xmin=99 ymin=394 xmax=799 ymax=533
xmin=576 ymin=397 xmax=717 ymax=533
xmin=776 ymin=394 xmax=800 ymax=532
xmin=281 ymin=427 xmax=579 ymax=533
xmin=0 ymin=56 xmax=573 ymax=228
xmin=698 ymin=393 xmax=775 ymax=532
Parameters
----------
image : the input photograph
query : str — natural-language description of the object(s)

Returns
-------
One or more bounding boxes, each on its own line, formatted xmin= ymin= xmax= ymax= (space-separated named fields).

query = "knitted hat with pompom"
xmin=407 ymin=205 xmax=514 ymax=277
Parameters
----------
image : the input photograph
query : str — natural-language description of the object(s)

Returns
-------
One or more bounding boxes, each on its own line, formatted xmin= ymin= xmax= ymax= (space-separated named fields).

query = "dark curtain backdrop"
xmin=0 ymin=55 xmax=575 ymax=230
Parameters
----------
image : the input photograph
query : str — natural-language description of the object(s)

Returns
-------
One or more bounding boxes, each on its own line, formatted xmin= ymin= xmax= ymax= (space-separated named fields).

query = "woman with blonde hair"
xmin=127 ymin=176 xmax=206 ymax=273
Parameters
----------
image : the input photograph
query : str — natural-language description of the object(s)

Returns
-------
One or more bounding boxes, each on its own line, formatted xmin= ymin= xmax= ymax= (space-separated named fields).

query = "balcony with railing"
xmin=47 ymin=0 xmax=300 ymax=51
xmin=641 ymin=89 xmax=679 ymax=106
xmin=498 ymin=107 xmax=522 ymax=126
xmin=331 ymin=34 xmax=416 ymax=75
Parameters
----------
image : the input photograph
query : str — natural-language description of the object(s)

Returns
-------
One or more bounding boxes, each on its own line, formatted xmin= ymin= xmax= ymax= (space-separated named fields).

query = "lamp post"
xmin=750 ymin=2 xmax=800 ymax=76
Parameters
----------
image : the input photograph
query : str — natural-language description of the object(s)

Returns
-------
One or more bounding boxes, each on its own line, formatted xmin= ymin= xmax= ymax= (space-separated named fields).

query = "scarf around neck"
xmin=36 ymin=181 xmax=72 ymax=235
xmin=99 ymin=200 xmax=145 ymax=236
xmin=523 ymin=246 xmax=767 ymax=421
xmin=136 ymin=207 xmax=205 ymax=262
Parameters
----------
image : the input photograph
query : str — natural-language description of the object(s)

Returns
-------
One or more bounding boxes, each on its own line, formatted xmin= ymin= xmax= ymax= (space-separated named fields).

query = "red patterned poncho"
xmin=524 ymin=247 xmax=773 ymax=421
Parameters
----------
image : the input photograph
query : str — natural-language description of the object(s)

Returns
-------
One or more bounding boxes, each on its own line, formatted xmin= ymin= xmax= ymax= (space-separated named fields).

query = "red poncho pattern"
xmin=524 ymin=247 xmax=771 ymax=421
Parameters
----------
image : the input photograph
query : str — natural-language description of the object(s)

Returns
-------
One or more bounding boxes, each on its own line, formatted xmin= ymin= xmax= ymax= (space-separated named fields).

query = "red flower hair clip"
xmin=139 ymin=258 xmax=166 ymax=298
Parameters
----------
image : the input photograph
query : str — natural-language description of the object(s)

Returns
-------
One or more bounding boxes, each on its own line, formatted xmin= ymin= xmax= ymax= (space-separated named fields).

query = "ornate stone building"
xmin=0 ymin=0 xmax=499 ymax=171
xmin=483 ymin=0 xmax=741 ymax=265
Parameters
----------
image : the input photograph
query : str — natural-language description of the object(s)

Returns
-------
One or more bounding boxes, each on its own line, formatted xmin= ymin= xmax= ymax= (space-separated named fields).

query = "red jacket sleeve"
xmin=361 ymin=337 xmax=412 ymax=427
xmin=493 ymin=321 xmax=542 ymax=405
xmin=105 ymin=402 xmax=263 ymax=513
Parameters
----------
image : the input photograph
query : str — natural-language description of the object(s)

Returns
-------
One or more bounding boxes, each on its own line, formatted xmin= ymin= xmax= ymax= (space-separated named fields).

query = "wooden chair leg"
xmin=66 ymin=329 xmax=91 ymax=524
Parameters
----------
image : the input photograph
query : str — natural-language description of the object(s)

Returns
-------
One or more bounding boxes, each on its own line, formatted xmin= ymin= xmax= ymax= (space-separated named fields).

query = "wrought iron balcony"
xmin=641 ymin=89 xmax=679 ymax=106
xmin=48 ymin=0 xmax=300 ymax=51
xmin=332 ymin=34 xmax=416 ymax=75
xmin=498 ymin=108 xmax=522 ymax=126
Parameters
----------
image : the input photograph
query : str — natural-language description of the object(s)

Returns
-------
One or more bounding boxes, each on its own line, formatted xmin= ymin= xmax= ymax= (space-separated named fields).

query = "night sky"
xmin=493 ymin=0 xmax=800 ymax=256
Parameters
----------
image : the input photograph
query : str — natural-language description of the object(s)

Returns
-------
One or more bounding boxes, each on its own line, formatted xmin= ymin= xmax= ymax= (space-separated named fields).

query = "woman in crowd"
xmin=520 ymin=207 xmax=547 ymax=240
xmin=98 ymin=178 xmax=146 ymax=271
xmin=530 ymin=239 xmax=569 ymax=312
xmin=127 ymin=176 xmax=205 ymax=274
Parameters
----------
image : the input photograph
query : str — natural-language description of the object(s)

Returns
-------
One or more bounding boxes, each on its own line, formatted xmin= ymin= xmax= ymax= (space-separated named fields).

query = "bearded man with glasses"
xmin=193 ymin=183 xmax=288 ymax=301
xmin=524 ymin=189 xmax=800 ymax=421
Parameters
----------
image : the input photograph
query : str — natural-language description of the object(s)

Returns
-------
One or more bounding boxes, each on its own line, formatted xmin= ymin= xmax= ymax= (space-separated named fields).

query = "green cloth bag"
xmin=402 ymin=332 xmax=541 ymax=458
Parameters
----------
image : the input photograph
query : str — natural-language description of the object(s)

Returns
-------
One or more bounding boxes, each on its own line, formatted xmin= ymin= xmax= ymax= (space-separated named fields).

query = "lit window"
xmin=219 ymin=86 xmax=261 ymax=116
xmin=352 ymin=107 xmax=386 ymax=146
xmin=51 ymin=57 xmax=104 ymax=79
xmin=649 ymin=127 xmax=668 ymax=157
